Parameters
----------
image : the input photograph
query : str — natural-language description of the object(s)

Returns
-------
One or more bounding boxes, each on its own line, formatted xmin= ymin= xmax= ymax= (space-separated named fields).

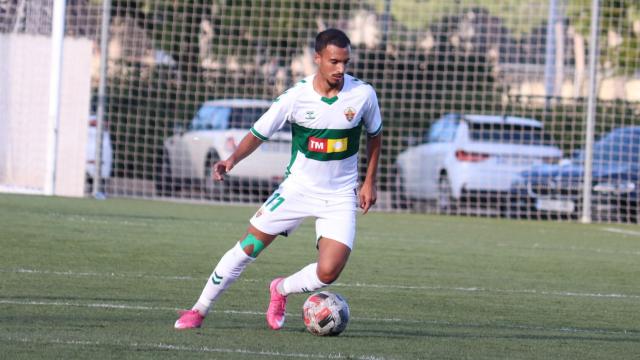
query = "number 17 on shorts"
xmin=264 ymin=192 xmax=285 ymax=212
xmin=250 ymin=186 xmax=304 ymax=237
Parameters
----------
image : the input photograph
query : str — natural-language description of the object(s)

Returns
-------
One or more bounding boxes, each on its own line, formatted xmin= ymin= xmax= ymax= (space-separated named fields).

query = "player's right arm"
xmin=213 ymin=133 xmax=264 ymax=181
xmin=214 ymin=83 xmax=300 ymax=181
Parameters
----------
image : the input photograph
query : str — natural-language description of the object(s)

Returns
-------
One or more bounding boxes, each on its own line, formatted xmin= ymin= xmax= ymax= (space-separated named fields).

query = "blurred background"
xmin=1 ymin=0 xmax=639 ymax=223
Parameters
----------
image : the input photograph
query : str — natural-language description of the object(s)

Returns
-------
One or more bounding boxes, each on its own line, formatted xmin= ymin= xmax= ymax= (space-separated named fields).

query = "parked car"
xmin=507 ymin=126 xmax=640 ymax=222
xmin=156 ymin=99 xmax=291 ymax=198
xmin=395 ymin=113 xmax=562 ymax=210
xmin=85 ymin=114 xmax=113 ymax=198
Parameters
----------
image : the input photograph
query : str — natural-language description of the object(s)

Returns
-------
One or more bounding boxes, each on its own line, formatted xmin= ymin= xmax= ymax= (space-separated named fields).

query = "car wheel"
xmin=436 ymin=174 xmax=455 ymax=213
xmin=500 ymin=196 xmax=521 ymax=219
xmin=620 ymin=199 xmax=639 ymax=223
xmin=391 ymin=166 xmax=411 ymax=210
xmin=155 ymin=150 xmax=175 ymax=197
xmin=203 ymin=152 xmax=227 ymax=200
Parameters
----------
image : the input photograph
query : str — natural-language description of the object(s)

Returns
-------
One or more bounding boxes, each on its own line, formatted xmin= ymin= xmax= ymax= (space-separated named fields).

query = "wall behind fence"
xmin=0 ymin=33 xmax=93 ymax=196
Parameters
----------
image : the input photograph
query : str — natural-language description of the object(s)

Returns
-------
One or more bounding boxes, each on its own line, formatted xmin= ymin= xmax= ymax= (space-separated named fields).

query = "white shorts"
xmin=249 ymin=181 xmax=358 ymax=249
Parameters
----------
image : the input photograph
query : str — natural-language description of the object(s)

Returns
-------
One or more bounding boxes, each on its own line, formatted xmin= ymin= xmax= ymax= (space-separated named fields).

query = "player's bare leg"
xmin=316 ymin=237 xmax=350 ymax=284
xmin=268 ymin=237 xmax=350 ymax=330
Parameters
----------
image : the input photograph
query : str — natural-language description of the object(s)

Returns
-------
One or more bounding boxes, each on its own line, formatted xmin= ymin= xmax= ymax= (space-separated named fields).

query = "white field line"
xmin=500 ymin=243 xmax=640 ymax=256
xmin=601 ymin=227 xmax=640 ymax=237
xmin=2 ymin=268 xmax=194 ymax=280
xmin=1 ymin=336 xmax=389 ymax=360
xmin=2 ymin=267 xmax=639 ymax=300
xmin=331 ymin=282 xmax=640 ymax=300
xmin=0 ymin=298 xmax=636 ymax=337
xmin=0 ymin=299 xmax=262 ymax=316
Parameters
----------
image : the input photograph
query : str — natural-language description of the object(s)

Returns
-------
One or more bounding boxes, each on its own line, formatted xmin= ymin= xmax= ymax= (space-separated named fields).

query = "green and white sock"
xmin=193 ymin=242 xmax=254 ymax=315
xmin=281 ymin=263 xmax=327 ymax=296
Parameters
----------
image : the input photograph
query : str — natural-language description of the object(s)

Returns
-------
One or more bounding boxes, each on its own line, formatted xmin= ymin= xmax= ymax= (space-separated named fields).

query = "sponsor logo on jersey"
xmin=307 ymin=136 xmax=348 ymax=153
xmin=344 ymin=107 xmax=356 ymax=121
xmin=305 ymin=111 xmax=316 ymax=120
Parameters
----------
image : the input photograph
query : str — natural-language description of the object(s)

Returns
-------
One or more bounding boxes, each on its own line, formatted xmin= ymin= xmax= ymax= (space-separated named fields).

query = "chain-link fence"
xmin=1 ymin=0 xmax=639 ymax=223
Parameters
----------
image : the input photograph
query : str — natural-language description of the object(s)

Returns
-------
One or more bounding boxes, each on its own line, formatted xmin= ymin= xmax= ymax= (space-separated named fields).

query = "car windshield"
xmin=574 ymin=129 xmax=640 ymax=166
xmin=469 ymin=122 xmax=552 ymax=145
xmin=190 ymin=105 xmax=290 ymax=132
xmin=191 ymin=106 xmax=232 ymax=130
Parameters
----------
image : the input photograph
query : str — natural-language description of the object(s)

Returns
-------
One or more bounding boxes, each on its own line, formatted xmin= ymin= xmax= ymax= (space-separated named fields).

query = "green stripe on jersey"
xmin=368 ymin=123 xmax=383 ymax=137
xmin=321 ymin=96 xmax=338 ymax=105
xmin=290 ymin=122 xmax=363 ymax=161
xmin=250 ymin=127 xmax=269 ymax=141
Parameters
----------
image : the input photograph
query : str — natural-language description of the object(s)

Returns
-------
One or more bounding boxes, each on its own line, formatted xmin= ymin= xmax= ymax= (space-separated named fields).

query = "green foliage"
xmin=369 ymin=0 xmax=639 ymax=74
xmin=106 ymin=0 xmax=353 ymax=66
xmin=105 ymin=66 xmax=186 ymax=179
xmin=567 ymin=0 xmax=640 ymax=75
xmin=368 ymin=0 xmax=550 ymax=34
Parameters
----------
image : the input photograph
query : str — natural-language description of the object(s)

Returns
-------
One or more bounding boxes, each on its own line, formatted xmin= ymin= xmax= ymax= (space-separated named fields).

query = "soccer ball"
xmin=302 ymin=291 xmax=350 ymax=336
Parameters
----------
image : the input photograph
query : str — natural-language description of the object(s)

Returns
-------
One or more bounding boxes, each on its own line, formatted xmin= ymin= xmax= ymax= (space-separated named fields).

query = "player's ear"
xmin=314 ymin=51 xmax=321 ymax=65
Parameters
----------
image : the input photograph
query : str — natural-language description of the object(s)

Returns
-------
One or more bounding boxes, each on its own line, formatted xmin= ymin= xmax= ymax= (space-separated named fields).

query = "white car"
xmin=395 ymin=113 xmax=562 ymax=210
xmin=157 ymin=99 xmax=291 ymax=197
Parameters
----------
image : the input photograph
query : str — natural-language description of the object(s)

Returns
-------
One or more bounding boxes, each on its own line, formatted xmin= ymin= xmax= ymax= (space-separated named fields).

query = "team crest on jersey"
xmin=343 ymin=107 xmax=356 ymax=121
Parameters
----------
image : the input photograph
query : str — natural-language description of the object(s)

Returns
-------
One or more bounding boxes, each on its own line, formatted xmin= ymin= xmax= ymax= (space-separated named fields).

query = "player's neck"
xmin=312 ymin=75 xmax=344 ymax=98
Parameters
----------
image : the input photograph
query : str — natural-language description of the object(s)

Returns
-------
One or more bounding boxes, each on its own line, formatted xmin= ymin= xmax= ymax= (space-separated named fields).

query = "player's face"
xmin=314 ymin=44 xmax=351 ymax=89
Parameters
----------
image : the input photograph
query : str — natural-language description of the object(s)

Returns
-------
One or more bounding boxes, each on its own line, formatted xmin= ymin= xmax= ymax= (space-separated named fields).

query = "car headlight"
xmin=593 ymin=181 xmax=636 ymax=193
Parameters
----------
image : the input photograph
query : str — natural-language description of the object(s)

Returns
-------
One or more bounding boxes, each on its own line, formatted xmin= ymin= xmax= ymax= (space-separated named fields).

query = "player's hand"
xmin=358 ymin=181 xmax=377 ymax=214
xmin=212 ymin=159 xmax=235 ymax=181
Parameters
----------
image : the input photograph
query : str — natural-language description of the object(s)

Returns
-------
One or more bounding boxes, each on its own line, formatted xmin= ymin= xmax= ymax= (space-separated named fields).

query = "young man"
xmin=174 ymin=28 xmax=382 ymax=330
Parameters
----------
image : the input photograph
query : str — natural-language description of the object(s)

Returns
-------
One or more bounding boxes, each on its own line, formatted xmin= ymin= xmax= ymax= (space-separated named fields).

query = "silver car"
xmin=395 ymin=113 xmax=562 ymax=211
xmin=157 ymin=99 xmax=291 ymax=198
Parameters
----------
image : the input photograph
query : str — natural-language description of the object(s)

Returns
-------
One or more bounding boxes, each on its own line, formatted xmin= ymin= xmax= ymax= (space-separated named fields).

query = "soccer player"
xmin=174 ymin=28 xmax=382 ymax=330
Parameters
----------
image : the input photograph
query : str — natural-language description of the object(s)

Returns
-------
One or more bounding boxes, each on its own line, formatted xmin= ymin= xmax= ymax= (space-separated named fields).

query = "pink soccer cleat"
xmin=174 ymin=309 xmax=204 ymax=330
xmin=266 ymin=277 xmax=288 ymax=330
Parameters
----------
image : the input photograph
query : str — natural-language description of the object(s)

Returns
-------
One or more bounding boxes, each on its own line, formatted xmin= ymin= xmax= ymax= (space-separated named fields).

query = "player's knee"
xmin=239 ymin=233 xmax=266 ymax=258
xmin=316 ymin=266 xmax=341 ymax=284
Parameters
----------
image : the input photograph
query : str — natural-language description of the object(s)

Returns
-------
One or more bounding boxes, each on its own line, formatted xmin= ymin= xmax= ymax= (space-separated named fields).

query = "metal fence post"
xmin=580 ymin=0 xmax=600 ymax=224
xmin=44 ymin=0 xmax=67 ymax=196
xmin=544 ymin=0 xmax=559 ymax=109
xmin=93 ymin=0 xmax=111 ymax=199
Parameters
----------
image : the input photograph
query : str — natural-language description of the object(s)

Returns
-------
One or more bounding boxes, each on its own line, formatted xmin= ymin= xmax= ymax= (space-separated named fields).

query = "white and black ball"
xmin=302 ymin=291 xmax=350 ymax=336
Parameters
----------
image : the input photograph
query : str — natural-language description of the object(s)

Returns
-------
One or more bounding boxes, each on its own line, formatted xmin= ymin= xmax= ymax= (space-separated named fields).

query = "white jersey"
xmin=250 ymin=74 xmax=383 ymax=196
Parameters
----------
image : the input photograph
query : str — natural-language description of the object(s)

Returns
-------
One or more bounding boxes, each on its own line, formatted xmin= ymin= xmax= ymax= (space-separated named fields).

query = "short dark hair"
xmin=315 ymin=28 xmax=351 ymax=53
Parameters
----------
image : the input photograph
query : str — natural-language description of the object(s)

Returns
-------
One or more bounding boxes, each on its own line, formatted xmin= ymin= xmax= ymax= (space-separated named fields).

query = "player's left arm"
xmin=360 ymin=132 xmax=382 ymax=214
xmin=359 ymin=86 xmax=383 ymax=214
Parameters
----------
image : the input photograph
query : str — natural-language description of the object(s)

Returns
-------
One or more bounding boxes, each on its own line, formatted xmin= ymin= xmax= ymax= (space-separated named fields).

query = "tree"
xmin=568 ymin=0 xmax=640 ymax=75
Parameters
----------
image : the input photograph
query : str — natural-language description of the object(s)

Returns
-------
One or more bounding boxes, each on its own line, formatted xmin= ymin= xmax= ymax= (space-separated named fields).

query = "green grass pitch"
xmin=1 ymin=193 xmax=639 ymax=359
